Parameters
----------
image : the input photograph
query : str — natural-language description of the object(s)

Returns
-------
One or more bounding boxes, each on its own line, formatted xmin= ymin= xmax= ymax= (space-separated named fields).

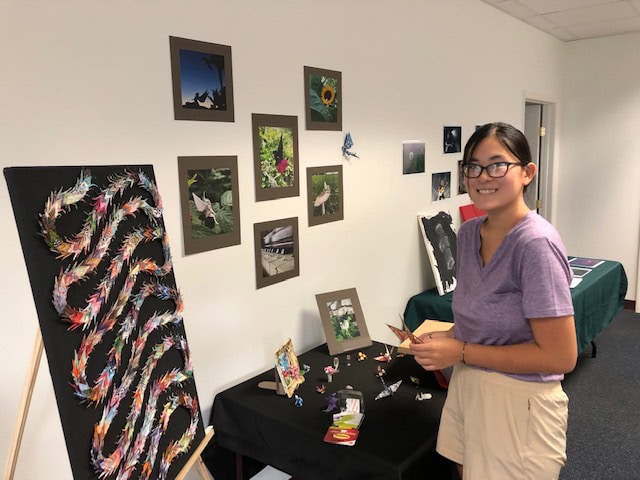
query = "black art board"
xmin=418 ymin=211 xmax=458 ymax=295
xmin=4 ymin=165 xmax=205 ymax=480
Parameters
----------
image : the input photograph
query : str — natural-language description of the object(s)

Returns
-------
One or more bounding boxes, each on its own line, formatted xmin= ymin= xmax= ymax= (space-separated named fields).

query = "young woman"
xmin=411 ymin=122 xmax=577 ymax=479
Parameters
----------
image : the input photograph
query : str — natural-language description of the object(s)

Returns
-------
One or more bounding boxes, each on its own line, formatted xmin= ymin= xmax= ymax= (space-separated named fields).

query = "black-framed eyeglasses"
xmin=461 ymin=161 xmax=523 ymax=179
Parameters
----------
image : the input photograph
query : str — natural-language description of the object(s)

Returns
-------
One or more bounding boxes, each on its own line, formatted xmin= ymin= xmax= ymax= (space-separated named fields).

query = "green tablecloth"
xmin=403 ymin=259 xmax=627 ymax=354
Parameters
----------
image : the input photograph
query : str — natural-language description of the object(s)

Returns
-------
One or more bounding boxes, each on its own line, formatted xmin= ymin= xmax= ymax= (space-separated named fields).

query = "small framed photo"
xmin=178 ymin=156 xmax=241 ymax=255
xmin=304 ymin=66 xmax=342 ymax=131
xmin=457 ymin=160 xmax=467 ymax=194
xmin=443 ymin=126 xmax=462 ymax=153
xmin=402 ymin=141 xmax=426 ymax=174
xmin=307 ymin=165 xmax=344 ymax=226
xmin=169 ymin=36 xmax=234 ymax=122
xmin=252 ymin=114 xmax=300 ymax=201
xmin=315 ymin=288 xmax=372 ymax=356
xmin=432 ymin=171 xmax=451 ymax=202
xmin=275 ymin=338 xmax=305 ymax=398
xmin=254 ymin=217 xmax=299 ymax=289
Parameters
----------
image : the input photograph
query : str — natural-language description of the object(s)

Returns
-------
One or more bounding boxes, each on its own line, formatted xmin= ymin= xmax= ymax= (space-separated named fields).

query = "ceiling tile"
xmin=565 ymin=15 xmax=640 ymax=37
xmin=547 ymin=26 xmax=580 ymax=40
xmin=544 ymin=2 xmax=638 ymax=27
xmin=525 ymin=14 xmax=560 ymax=29
xmin=493 ymin=0 xmax=538 ymax=18
xmin=518 ymin=0 xmax=614 ymax=15
xmin=476 ymin=0 xmax=640 ymax=41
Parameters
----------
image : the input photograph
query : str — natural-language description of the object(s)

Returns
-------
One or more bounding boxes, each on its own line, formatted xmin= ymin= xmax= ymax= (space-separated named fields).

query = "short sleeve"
xmin=519 ymin=237 xmax=574 ymax=319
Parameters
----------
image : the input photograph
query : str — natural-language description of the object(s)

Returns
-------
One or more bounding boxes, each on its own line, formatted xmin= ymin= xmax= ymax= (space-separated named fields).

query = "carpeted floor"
xmin=560 ymin=309 xmax=640 ymax=480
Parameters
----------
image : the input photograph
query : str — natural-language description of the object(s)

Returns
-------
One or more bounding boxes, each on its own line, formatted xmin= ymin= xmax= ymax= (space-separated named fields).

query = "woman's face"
xmin=465 ymin=135 xmax=533 ymax=214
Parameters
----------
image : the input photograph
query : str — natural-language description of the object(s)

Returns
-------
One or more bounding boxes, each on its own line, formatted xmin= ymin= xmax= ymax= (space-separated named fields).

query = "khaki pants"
xmin=437 ymin=364 xmax=568 ymax=480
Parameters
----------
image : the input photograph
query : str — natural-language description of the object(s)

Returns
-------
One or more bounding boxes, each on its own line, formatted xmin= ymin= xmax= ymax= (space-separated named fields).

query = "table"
xmin=403 ymin=259 xmax=628 ymax=356
xmin=204 ymin=341 xmax=456 ymax=480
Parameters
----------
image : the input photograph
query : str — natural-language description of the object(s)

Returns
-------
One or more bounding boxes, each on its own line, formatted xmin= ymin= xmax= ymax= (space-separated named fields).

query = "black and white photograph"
xmin=253 ymin=217 xmax=299 ymax=289
xmin=443 ymin=126 xmax=462 ymax=153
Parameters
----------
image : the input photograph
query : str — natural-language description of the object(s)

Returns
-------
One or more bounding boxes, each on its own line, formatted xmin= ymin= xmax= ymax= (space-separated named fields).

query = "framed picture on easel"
xmin=315 ymin=288 xmax=372 ymax=355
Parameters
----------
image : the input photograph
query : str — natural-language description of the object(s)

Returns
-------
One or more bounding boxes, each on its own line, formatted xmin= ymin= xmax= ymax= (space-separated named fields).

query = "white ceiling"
xmin=478 ymin=0 xmax=640 ymax=41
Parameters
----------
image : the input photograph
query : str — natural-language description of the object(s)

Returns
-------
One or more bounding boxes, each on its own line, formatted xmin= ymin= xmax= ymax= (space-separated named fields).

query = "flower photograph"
xmin=252 ymin=114 xmax=300 ymax=201
xmin=304 ymin=66 xmax=342 ymax=130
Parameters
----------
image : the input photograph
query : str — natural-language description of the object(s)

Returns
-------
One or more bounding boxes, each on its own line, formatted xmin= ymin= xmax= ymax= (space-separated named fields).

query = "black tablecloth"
xmin=204 ymin=341 xmax=456 ymax=480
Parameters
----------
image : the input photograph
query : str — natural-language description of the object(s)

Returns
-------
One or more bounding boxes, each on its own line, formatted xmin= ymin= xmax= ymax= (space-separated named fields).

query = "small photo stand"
xmin=307 ymin=165 xmax=343 ymax=226
xmin=315 ymin=288 xmax=372 ymax=356
xmin=253 ymin=217 xmax=299 ymax=289
xmin=169 ymin=36 xmax=234 ymax=122
xmin=418 ymin=212 xmax=457 ymax=295
xmin=252 ymin=114 xmax=300 ymax=201
xmin=304 ymin=66 xmax=342 ymax=131
xmin=178 ymin=155 xmax=240 ymax=255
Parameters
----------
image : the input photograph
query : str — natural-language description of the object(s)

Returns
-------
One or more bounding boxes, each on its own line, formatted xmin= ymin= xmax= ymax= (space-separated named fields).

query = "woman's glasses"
xmin=461 ymin=161 xmax=523 ymax=178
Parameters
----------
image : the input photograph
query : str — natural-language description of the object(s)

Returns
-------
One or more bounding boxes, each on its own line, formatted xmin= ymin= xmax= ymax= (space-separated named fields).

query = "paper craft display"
xmin=324 ymin=389 xmax=364 ymax=446
xmin=275 ymin=339 xmax=305 ymax=398
xmin=4 ymin=166 xmax=205 ymax=480
xmin=418 ymin=211 xmax=457 ymax=295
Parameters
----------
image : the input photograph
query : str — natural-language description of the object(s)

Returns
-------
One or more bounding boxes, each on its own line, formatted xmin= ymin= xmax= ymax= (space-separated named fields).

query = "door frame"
xmin=522 ymin=92 xmax=557 ymax=221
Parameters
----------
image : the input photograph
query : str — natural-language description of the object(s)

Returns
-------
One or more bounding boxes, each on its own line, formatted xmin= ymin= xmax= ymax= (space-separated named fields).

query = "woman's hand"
xmin=410 ymin=337 xmax=464 ymax=371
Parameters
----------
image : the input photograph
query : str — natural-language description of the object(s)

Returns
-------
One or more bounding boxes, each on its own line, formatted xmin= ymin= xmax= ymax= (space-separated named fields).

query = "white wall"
xmin=0 ymin=1 xmax=567 ymax=478
xmin=558 ymin=32 xmax=640 ymax=306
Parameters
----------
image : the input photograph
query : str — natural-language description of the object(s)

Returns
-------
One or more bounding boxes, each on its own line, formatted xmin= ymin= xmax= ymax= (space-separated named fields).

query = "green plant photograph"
xmin=308 ymin=74 xmax=339 ymax=123
xmin=259 ymin=126 xmax=295 ymax=189
xmin=187 ymin=168 xmax=235 ymax=238
xmin=328 ymin=300 xmax=362 ymax=341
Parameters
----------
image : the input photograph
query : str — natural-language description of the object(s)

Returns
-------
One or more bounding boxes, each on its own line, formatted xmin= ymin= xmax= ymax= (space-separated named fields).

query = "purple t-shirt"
xmin=452 ymin=211 xmax=574 ymax=382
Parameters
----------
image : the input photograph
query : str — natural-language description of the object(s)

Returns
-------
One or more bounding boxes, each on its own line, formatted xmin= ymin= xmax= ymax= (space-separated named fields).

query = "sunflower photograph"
xmin=304 ymin=66 xmax=342 ymax=131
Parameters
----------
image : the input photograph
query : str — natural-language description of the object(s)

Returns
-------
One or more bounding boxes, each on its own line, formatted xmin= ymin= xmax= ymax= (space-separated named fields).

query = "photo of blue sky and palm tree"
xmin=179 ymin=48 xmax=227 ymax=111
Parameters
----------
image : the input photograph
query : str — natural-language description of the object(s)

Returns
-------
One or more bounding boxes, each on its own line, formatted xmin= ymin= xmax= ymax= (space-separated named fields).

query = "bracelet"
xmin=461 ymin=341 xmax=468 ymax=364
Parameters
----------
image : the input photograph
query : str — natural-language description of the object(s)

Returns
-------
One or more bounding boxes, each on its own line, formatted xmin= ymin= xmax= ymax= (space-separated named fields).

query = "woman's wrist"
xmin=461 ymin=341 xmax=468 ymax=364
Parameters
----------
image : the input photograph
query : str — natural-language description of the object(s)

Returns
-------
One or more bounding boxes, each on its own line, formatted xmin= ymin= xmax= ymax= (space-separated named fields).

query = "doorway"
xmin=523 ymin=99 xmax=555 ymax=220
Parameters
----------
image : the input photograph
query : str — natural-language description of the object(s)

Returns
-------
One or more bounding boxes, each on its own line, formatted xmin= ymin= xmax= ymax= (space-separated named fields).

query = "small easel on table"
xmin=4 ymin=330 xmax=214 ymax=480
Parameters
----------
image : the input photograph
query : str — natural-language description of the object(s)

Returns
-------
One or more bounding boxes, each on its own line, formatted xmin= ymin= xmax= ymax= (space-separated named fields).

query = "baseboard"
xmin=624 ymin=299 xmax=636 ymax=311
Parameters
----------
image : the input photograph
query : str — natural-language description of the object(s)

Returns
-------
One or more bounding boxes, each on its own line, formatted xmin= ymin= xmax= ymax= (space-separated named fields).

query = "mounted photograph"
xmin=304 ymin=66 xmax=342 ymax=131
xmin=170 ymin=36 xmax=234 ymax=122
xmin=315 ymin=288 xmax=372 ymax=355
xmin=307 ymin=165 xmax=343 ymax=226
xmin=253 ymin=217 xmax=299 ymax=289
xmin=178 ymin=155 xmax=240 ymax=255
xmin=252 ymin=114 xmax=300 ymax=201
